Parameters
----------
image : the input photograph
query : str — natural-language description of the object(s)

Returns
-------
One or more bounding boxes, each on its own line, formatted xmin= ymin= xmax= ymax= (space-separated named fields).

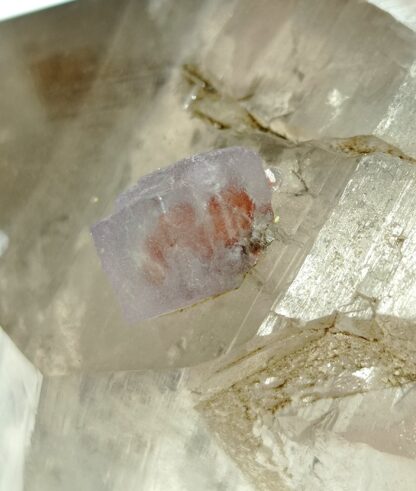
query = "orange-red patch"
xmin=144 ymin=185 xmax=256 ymax=285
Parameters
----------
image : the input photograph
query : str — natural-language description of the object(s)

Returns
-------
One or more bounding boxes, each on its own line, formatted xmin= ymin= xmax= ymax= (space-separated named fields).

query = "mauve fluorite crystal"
xmin=91 ymin=147 xmax=274 ymax=323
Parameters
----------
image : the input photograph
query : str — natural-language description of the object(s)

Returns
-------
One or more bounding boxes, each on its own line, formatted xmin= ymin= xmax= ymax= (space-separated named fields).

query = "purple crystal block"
xmin=91 ymin=147 xmax=274 ymax=323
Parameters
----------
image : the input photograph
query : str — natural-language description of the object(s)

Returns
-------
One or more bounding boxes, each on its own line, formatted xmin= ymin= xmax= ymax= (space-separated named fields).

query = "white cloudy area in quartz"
xmin=0 ymin=0 xmax=74 ymax=22
xmin=27 ymin=370 xmax=252 ymax=491
xmin=0 ymin=328 xmax=42 ymax=491
xmin=368 ymin=0 xmax=416 ymax=31
xmin=1 ymin=0 xmax=416 ymax=490
xmin=0 ymin=230 xmax=9 ymax=257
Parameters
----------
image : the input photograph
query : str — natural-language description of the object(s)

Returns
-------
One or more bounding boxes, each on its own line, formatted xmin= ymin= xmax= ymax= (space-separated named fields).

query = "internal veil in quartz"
xmin=91 ymin=147 xmax=274 ymax=323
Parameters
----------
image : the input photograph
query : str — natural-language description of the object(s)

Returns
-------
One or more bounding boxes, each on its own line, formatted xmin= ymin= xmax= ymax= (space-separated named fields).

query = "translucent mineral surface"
xmin=92 ymin=147 xmax=273 ymax=323
xmin=3 ymin=0 xmax=416 ymax=490
xmin=26 ymin=369 xmax=251 ymax=491
xmin=193 ymin=314 xmax=416 ymax=491
xmin=368 ymin=0 xmax=416 ymax=31
xmin=0 ymin=328 xmax=42 ymax=491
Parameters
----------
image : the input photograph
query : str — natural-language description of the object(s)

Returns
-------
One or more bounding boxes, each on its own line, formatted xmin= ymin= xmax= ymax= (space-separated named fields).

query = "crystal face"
xmin=193 ymin=314 xmax=416 ymax=491
xmin=91 ymin=147 xmax=274 ymax=323
xmin=4 ymin=1 xmax=416 ymax=490
xmin=0 ymin=328 xmax=42 ymax=491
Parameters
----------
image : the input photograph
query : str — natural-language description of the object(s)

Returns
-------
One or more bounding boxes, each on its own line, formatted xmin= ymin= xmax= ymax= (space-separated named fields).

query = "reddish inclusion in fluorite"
xmin=144 ymin=185 xmax=256 ymax=285
xmin=91 ymin=147 xmax=274 ymax=323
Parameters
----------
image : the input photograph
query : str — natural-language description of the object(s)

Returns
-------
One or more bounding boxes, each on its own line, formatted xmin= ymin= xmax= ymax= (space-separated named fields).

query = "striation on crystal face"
xmin=275 ymin=151 xmax=416 ymax=322
xmin=190 ymin=146 xmax=416 ymax=490
xmin=26 ymin=369 xmax=252 ymax=491
xmin=91 ymin=147 xmax=274 ymax=323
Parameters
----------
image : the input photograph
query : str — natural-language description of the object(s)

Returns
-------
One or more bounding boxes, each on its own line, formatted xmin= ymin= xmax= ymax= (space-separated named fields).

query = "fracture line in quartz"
xmin=183 ymin=65 xmax=416 ymax=165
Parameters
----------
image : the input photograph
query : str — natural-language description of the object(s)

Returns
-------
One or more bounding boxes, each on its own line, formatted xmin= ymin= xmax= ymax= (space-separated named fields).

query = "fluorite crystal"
xmin=91 ymin=147 xmax=274 ymax=323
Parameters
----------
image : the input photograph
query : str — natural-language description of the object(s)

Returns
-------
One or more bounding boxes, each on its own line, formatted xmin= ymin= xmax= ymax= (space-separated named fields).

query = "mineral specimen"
xmin=6 ymin=1 xmax=416 ymax=490
xmin=91 ymin=147 xmax=274 ymax=323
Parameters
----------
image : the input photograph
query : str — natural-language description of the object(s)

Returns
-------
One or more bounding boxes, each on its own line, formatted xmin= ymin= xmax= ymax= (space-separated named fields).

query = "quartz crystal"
xmin=91 ymin=147 xmax=273 ymax=323
xmin=26 ymin=369 xmax=251 ymax=491
xmin=4 ymin=1 xmax=416 ymax=490
xmin=193 ymin=314 xmax=416 ymax=491
xmin=367 ymin=0 xmax=416 ymax=31
xmin=0 ymin=328 xmax=42 ymax=491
